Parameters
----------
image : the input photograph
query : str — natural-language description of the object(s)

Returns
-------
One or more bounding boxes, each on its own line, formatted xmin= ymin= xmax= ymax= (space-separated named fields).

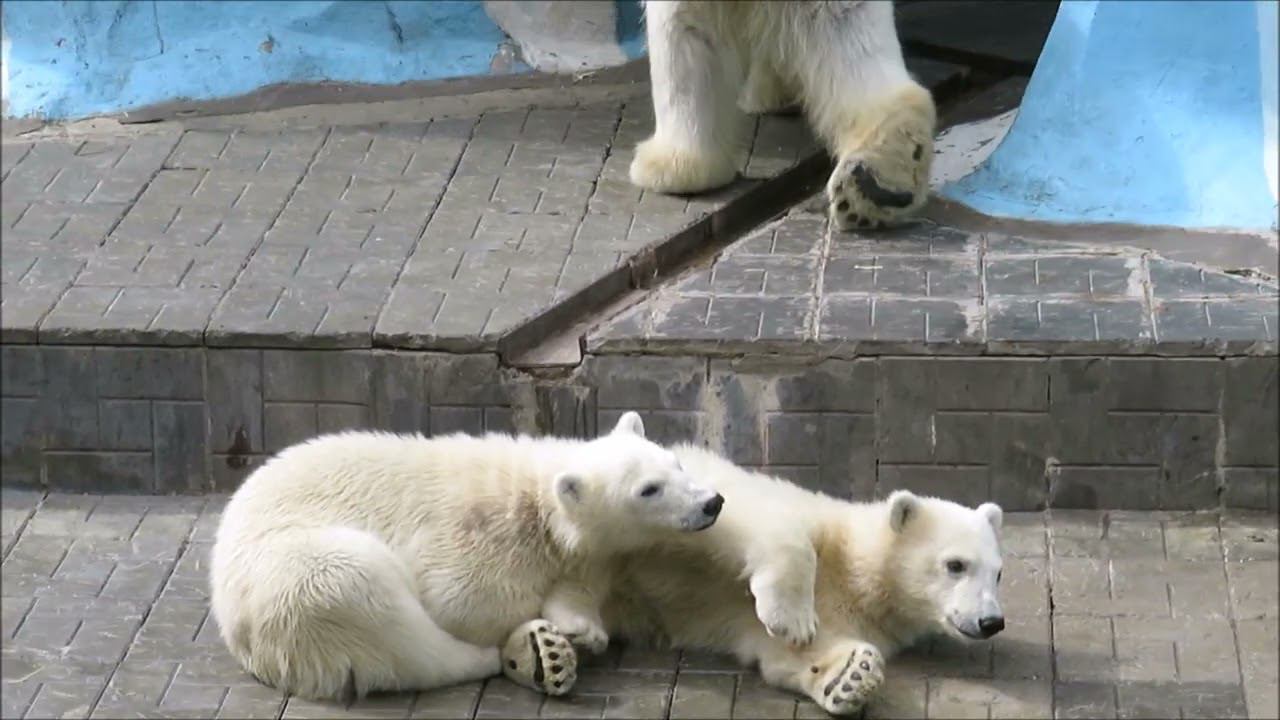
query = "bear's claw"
xmin=501 ymin=620 xmax=578 ymax=696
xmin=817 ymin=642 xmax=884 ymax=716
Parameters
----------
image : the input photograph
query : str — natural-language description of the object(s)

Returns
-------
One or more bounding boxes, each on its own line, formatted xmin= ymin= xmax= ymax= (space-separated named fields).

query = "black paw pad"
xmin=508 ymin=659 xmax=518 ymax=669
xmin=550 ymin=665 xmax=563 ymax=674
xmin=548 ymin=652 xmax=559 ymax=661
xmin=850 ymin=163 xmax=915 ymax=209
xmin=837 ymin=200 xmax=850 ymax=212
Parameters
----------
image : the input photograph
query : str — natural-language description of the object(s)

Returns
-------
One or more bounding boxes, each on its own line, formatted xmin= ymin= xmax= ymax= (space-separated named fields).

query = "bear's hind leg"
xmin=500 ymin=620 xmax=579 ymax=696
xmin=758 ymin=638 xmax=886 ymax=717
xmin=236 ymin=527 xmax=502 ymax=702
xmin=630 ymin=2 xmax=745 ymax=194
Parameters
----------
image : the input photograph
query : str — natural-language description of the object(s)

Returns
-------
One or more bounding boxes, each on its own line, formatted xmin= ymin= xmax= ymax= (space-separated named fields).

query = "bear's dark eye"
xmin=997 ymin=570 xmax=1003 ymax=583
xmin=946 ymin=560 xmax=967 ymax=574
xmin=640 ymin=483 xmax=662 ymax=498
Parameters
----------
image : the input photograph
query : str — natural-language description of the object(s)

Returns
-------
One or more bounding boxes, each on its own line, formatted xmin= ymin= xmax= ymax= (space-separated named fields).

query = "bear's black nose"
xmin=702 ymin=494 xmax=724 ymax=517
xmin=978 ymin=616 xmax=1005 ymax=638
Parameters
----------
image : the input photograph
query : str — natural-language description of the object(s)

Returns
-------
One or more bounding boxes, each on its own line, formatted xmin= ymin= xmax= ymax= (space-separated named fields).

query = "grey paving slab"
xmin=588 ymin=202 xmax=1279 ymax=356
xmin=1 ymin=495 xmax=1275 ymax=719
xmin=1 ymin=101 xmax=817 ymax=351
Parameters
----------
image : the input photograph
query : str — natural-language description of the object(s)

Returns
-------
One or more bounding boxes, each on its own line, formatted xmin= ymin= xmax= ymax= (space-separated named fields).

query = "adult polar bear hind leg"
xmin=631 ymin=1 xmax=935 ymax=230
xmin=600 ymin=445 xmax=1005 ymax=716
xmin=209 ymin=413 xmax=723 ymax=703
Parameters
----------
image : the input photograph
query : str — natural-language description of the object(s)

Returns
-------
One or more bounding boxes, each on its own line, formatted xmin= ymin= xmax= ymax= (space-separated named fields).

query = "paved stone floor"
xmin=592 ymin=202 xmax=1279 ymax=357
xmin=0 ymin=97 xmax=815 ymax=351
xmin=2 ymin=489 xmax=1276 ymax=719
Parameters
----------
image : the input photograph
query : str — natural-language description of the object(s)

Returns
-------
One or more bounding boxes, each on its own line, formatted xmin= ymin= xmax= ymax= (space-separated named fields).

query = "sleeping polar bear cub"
xmin=209 ymin=413 xmax=722 ymax=703
xmin=631 ymin=1 xmax=936 ymax=230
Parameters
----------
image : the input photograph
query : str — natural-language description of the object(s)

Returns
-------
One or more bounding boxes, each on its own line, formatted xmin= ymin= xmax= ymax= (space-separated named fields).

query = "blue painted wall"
xmin=2 ymin=0 xmax=646 ymax=120
xmin=942 ymin=0 xmax=1278 ymax=232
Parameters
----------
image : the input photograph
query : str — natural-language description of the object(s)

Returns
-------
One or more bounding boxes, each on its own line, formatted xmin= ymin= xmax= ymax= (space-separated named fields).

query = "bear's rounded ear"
xmin=554 ymin=473 xmax=583 ymax=505
xmin=888 ymin=490 xmax=919 ymax=533
xmin=611 ymin=411 xmax=646 ymax=438
xmin=977 ymin=502 xmax=1003 ymax=535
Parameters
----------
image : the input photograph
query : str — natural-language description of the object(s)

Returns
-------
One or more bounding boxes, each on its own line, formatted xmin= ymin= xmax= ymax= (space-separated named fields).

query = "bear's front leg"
xmin=759 ymin=639 xmax=886 ymax=717
xmin=630 ymin=1 xmax=745 ymax=194
xmin=788 ymin=1 xmax=936 ymax=229
xmin=748 ymin=547 xmax=818 ymax=646
xmin=542 ymin=577 xmax=611 ymax=654
xmin=825 ymin=83 xmax=935 ymax=231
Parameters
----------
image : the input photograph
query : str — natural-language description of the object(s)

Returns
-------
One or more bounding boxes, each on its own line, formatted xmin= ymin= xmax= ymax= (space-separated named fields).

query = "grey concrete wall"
xmin=3 ymin=345 xmax=1275 ymax=511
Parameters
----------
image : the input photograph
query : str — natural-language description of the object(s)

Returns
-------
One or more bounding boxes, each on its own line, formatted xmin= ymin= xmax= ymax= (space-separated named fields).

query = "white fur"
xmin=631 ymin=1 xmax=937 ymax=229
xmin=209 ymin=413 xmax=720 ymax=701
xmin=599 ymin=445 xmax=1004 ymax=716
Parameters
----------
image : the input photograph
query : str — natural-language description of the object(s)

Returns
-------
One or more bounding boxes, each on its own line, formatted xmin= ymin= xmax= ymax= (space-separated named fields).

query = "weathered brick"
xmin=263 ymin=403 xmax=319 ymax=453
xmin=599 ymin=409 xmax=702 ymax=448
xmin=590 ymin=356 xmax=705 ymax=411
xmin=1053 ymin=682 xmax=1118 ymax=719
xmin=40 ymin=347 xmax=100 ymax=449
xmin=95 ymin=348 xmax=203 ymax=400
xmin=409 ymin=683 xmax=484 ymax=719
xmin=44 ymin=452 xmax=153 ymax=493
xmin=98 ymin=399 xmax=154 ymax=451
xmin=154 ymin=402 xmax=208 ymax=492
xmin=1 ymin=345 xmax=43 ymax=396
xmin=263 ymin=350 xmax=372 ymax=404
xmin=669 ymin=673 xmax=735 ymax=719
xmin=878 ymin=464 xmax=990 ymax=506
xmin=1223 ymin=467 xmax=1280 ymax=511
xmin=1223 ymin=357 xmax=1280 ymax=467
xmin=206 ymin=350 xmax=264 ymax=456
xmin=1107 ymin=358 xmax=1221 ymax=412
xmin=1050 ymin=466 xmax=1161 ymax=510
xmin=428 ymin=353 xmax=509 ymax=407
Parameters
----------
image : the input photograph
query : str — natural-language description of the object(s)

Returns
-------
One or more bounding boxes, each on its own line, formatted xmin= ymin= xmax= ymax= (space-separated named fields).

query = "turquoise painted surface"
xmin=942 ymin=0 xmax=1278 ymax=231
xmin=616 ymin=0 xmax=647 ymax=61
xmin=2 ymin=0 xmax=522 ymax=119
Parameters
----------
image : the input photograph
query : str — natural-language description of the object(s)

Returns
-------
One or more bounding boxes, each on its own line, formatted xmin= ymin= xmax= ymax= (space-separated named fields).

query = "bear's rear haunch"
xmin=208 ymin=414 xmax=722 ymax=701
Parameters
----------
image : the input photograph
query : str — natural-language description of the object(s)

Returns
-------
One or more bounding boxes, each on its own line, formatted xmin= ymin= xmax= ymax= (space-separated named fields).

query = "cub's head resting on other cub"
xmin=553 ymin=412 xmax=724 ymax=549
xmin=883 ymin=489 xmax=1005 ymax=642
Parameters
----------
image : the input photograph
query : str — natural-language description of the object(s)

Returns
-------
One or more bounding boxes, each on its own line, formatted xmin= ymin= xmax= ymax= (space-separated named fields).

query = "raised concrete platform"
xmin=2 ymin=61 xmax=1277 ymax=511
xmin=2 ymin=490 xmax=1277 ymax=719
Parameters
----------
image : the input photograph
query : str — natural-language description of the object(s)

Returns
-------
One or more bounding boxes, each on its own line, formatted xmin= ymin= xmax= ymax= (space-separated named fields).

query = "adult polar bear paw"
xmin=501 ymin=620 xmax=578 ymax=696
xmin=826 ymin=84 xmax=936 ymax=232
xmin=815 ymin=642 xmax=885 ymax=717
xmin=629 ymin=136 xmax=738 ymax=195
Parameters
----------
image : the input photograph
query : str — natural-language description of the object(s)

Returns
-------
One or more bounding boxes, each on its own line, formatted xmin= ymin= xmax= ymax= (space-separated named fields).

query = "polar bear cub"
xmin=600 ymin=445 xmax=1004 ymax=716
xmin=631 ymin=1 xmax=936 ymax=230
xmin=209 ymin=413 xmax=722 ymax=703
